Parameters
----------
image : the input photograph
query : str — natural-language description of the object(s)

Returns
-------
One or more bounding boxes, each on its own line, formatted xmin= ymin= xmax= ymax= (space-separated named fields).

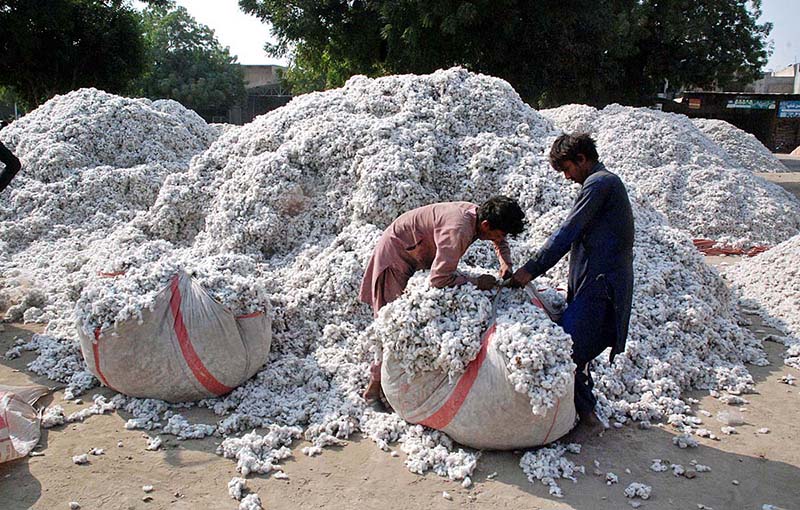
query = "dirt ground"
xmin=1 ymin=172 xmax=799 ymax=510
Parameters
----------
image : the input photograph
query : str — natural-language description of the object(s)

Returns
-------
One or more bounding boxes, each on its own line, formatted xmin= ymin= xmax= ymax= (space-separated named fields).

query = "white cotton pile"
xmin=692 ymin=118 xmax=787 ymax=173
xmin=369 ymin=273 xmax=493 ymax=379
xmin=0 ymin=68 xmax=780 ymax=491
xmin=0 ymin=90 xmax=218 ymax=331
xmin=0 ymin=88 xmax=217 ymax=182
xmin=541 ymin=104 xmax=800 ymax=246
xmin=723 ymin=233 xmax=800 ymax=361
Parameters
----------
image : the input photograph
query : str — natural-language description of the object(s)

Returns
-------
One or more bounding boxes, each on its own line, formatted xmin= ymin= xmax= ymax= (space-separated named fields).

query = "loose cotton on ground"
xmin=0 ymin=69 xmax=781 ymax=495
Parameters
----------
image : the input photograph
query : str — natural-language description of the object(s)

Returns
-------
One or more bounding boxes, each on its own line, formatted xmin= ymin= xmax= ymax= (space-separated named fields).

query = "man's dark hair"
xmin=549 ymin=133 xmax=599 ymax=171
xmin=477 ymin=195 xmax=526 ymax=236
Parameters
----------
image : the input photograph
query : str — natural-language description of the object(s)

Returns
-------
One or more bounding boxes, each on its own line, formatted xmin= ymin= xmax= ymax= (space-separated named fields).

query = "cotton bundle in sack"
xmin=372 ymin=276 xmax=576 ymax=449
xmin=77 ymin=270 xmax=271 ymax=402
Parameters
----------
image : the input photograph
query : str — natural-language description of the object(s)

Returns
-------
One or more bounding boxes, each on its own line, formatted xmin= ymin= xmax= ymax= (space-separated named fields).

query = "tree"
xmin=612 ymin=0 xmax=772 ymax=103
xmin=239 ymin=0 xmax=771 ymax=106
xmin=136 ymin=3 xmax=246 ymax=121
xmin=0 ymin=0 xmax=146 ymax=107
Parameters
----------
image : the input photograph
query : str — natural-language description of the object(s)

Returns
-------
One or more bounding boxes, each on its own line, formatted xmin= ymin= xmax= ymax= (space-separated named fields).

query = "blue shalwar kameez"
xmin=522 ymin=162 xmax=634 ymax=416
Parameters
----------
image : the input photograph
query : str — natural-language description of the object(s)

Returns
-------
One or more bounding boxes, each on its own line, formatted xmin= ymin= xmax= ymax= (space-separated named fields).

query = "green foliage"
xmin=0 ymin=0 xmax=146 ymax=107
xmin=136 ymin=4 xmax=246 ymax=121
xmin=240 ymin=0 xmax=771 ymax=106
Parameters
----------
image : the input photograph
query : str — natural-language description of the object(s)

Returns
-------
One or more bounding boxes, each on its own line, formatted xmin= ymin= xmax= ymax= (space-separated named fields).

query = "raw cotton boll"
xmin=692 ymin=118 xmax=787 ymax=173
xmin=41 ymin=405 xmax=66 ymax=428
xmin=217 ymin=427 xmax=302 ymax=476
xmin=227 ymin=477 xmax=246 ymax=501
xmin=161 ymin=414 xmax=215 ymax=440
xmin=624 ymin=482 xmax=652 ymax=500
xmin=239 ymin=493 xmax=262 ymax=510
xmin=359 ymin=409 xmax=409 ymax=451
xmin=4 ymin=288 xmax=46 ymax=322
xmin=401 ymin=425 xmax=477 ymax=481
xmin=368 ymin=273 xmax=493 ymax=379
xmin=519 ymin=443 xmax=584 ymax=497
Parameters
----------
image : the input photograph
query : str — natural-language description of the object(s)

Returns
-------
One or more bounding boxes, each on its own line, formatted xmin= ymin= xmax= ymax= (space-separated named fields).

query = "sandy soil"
xmin=1 ymin=177 xmax=799 ymax=510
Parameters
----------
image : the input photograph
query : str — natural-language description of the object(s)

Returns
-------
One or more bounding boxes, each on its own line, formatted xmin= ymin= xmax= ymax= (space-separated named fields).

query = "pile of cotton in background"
xmin=0 ymin=68 xmax=792 ymax=495
xmin=0 ymin=88 xmax=222 ymax=335
xmin=0 ymin=88 xmax=219 ymax=183
xmin=723 ymin=233 xmax=800 ymax=369
xmin=541 ymin=104 xmax=800 ymax=247
xmin=692 ymin=118 xmax=788 ymax=174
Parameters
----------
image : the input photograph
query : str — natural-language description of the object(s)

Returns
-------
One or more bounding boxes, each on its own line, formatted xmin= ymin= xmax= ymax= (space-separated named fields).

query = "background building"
xmin=661 ymin=63 xmax=800 ymax=153
xmin=227 ymin=64 xmax=292 ymax=125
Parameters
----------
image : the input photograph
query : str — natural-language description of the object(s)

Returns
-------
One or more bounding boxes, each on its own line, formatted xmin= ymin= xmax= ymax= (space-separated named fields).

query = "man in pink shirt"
xmin=360 ymin=196 xmax=526 ymax=406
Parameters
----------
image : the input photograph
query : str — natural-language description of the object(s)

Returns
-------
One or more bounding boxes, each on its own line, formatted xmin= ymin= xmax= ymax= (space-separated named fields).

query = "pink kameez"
xmin=359 ymin=202 xmax=512 ymax=381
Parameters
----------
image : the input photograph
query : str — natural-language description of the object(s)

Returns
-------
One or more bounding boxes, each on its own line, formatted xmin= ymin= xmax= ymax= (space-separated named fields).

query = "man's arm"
xmin=522 ymin=178 xmax=610 ymax=278
xmin=493 ymin=238 xmax=513 ymax=278
xmin=429 ymin=223 xmax=472 ymax=288
xmin=0 ymin=141 xmax=21 ymax=193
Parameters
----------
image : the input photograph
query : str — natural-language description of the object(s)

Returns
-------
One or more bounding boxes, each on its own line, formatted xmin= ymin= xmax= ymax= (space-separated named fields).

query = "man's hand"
xmin=510 ymin=267 xmax=533 ymax=288
xmin=475 ymin=274 xmax=497 ymax=291
xmin=499 ymin=263 xmax=512 ymax=280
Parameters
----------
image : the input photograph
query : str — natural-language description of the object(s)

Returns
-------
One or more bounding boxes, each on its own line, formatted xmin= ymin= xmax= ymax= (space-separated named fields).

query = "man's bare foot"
xmin=563 ymin=411 xmax=606 ymax=443
xmin=362 ymin=379 xmax=382 ymax=403
xmin=362 ymin=380 xmax=394 ymax=412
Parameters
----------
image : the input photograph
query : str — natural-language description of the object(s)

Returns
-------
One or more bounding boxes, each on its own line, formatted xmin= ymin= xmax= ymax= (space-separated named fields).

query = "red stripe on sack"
xmin=0 ymin=393 xmax=10 ymax=443
xmin=692 ymin=238 xmax=770 ymax=257
xmin=0 ymin=394 xmax=9 ymax=434
xmin=418 ymin=324 xmax=496 ymax=430
xmin=235 ymin=311 xmax=263 ymax=319
xmin=92 ymin=329 xmax=113 ymax=389
xmin=541 ymin=397 xmax=561 ymax=445
xmin=169 ymin=276 xmax=233 ymax=396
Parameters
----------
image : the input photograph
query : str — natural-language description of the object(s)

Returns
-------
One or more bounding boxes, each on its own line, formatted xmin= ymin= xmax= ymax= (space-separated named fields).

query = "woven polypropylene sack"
xmin=78 ymin=271 xmax=271 ymax=403
xmin=0 ymin=384 xmax=49 ymax=463
xmin=382 ymin=325 xmax=575 ymax=450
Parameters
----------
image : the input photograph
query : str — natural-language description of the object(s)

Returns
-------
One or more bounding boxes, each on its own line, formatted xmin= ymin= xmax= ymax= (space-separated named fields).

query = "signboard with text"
xmin=726 ymin=97 xmax=776 ymax=110
xmin=778 ymin=100 xmax=800 ymax=118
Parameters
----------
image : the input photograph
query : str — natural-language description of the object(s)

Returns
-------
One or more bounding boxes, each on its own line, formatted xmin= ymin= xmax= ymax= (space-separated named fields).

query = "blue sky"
xmin=172 ymin=0 xmax=797 ymax=71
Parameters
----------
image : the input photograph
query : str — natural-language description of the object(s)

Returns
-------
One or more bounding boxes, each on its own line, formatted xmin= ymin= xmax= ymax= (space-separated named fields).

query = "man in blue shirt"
xmin=511 ymin=133 xmax=634 ymax=438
